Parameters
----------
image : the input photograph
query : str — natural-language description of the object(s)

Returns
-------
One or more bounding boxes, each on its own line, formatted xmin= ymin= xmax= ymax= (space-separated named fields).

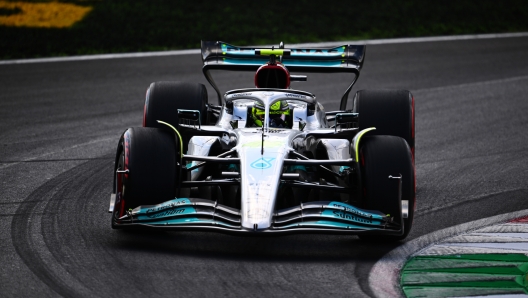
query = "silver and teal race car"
xmin=109 ymin=40 xmax=416 ymax=240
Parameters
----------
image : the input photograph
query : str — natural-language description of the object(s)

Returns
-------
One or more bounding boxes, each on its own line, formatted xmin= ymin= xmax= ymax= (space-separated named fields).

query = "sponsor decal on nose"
xmin=250 ymin=157 xmax=275 ymax=169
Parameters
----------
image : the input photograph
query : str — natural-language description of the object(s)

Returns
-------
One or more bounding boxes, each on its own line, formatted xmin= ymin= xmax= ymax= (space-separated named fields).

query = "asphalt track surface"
xmin=1 ymin=37 xmax=528 ymax=297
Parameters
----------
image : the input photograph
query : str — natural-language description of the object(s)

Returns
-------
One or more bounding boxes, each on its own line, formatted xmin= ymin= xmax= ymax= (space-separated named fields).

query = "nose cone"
xmin=243 ymin=176 xmax=276 ymax=230
xmin=236 ymin=131 xmax=290 ymax=231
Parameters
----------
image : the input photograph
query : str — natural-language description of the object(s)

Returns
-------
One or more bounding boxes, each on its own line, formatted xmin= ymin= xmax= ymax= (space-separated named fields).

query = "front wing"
xmin=113 ymin=198 xmax=405 ymax=236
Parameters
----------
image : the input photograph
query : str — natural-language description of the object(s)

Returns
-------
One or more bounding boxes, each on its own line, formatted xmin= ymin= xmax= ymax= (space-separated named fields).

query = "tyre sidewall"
xmin=360 ymin=135 xmax=415 ymax=240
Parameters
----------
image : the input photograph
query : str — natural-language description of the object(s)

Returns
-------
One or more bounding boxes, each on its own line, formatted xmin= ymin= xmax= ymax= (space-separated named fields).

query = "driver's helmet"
xmin=251 ymin=100 xmax=291 ymax=128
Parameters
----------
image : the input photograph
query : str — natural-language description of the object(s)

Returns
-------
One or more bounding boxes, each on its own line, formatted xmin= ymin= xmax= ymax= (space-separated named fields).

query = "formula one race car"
xmin=109 ymin=41 xmax=415 ymax=241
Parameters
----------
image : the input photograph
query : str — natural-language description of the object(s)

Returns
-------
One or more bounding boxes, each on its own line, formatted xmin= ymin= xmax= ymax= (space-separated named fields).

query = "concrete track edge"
xmin=1 ymin=32 xmax=528 ymax=65
xmin=368 ymin=208 xmax=528 ymax=297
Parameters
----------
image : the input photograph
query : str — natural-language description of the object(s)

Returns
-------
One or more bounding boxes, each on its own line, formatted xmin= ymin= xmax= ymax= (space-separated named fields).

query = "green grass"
xmin=1 ymin=0 xmax=528 ymax=59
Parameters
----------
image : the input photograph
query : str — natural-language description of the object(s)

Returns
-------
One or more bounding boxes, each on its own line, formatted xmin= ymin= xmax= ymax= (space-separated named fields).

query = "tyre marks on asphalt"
xmin=10 ymin=154 xmax=383 ymax=297
xmin=11 ymin=158 xmax=111 ymax=297
xmin=401 ymin=218 xmax=528 ymax=297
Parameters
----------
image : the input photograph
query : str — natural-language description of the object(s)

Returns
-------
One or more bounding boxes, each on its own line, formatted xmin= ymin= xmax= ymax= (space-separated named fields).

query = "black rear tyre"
xmin=353 ymin=89 xmax=414 ymax=154
xmin=358 ymin=135 xmax=415 ymax=241
xmin=112 ymin=127 xmax=178 ymax=225
xmin=143 ymin=81 xmax=208 ymax=128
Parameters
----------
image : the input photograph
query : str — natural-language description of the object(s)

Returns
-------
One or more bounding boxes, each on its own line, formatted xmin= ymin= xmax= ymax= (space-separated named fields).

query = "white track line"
xmin=1 ymin=32 xmax=528 ymax=65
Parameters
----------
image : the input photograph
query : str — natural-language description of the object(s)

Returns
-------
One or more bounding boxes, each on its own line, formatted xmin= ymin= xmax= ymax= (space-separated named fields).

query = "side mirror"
xmin=335 ymin=113 xmax=358 ymax=124
xmin=178 ymin=109 xmax=201 ymax=128
xmin=335 ymin=113 xmax=358 ymax=132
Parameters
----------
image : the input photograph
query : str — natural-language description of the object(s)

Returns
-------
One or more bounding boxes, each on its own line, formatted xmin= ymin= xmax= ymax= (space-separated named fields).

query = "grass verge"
xmin=1 ymin=0 xmax=528 ymax=59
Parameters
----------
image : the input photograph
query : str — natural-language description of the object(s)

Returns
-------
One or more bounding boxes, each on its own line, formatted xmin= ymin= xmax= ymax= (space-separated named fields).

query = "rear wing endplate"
xmin=201 ymin=40 xmax=366 ymax=109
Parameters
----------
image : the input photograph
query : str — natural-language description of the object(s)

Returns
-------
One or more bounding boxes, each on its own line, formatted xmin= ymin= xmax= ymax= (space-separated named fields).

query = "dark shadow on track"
xmin=12 ymin=157 xmax=400 ymax=297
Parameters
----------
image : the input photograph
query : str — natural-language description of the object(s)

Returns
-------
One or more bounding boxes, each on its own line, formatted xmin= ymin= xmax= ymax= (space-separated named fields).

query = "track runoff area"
xmin=5 ymin=32 xmax=528 ymax=298
xmin=370 ymin=209 xmax=528 ymax=297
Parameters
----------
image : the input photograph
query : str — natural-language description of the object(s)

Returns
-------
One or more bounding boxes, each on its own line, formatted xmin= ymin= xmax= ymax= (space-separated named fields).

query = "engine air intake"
xmin=255 ymin=64 xmax=290 ymax=89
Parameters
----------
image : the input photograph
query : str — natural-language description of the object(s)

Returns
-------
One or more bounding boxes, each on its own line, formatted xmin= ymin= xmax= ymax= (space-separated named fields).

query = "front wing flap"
xmin=113 ymin=198 xmax=403 ymax=236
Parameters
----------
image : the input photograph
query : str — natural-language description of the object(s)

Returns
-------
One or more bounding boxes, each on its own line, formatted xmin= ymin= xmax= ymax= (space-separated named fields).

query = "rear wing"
xmin=201 ymin=40 xmax=366 ymax=109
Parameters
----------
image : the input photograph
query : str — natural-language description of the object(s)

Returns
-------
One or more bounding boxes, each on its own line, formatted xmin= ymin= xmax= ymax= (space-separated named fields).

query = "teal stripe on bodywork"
xmin=278 ymin=220 xmax=381 ymax=230
xmin=328 ymin=201 xmax=387 ymax=221
xmin=133 ymin=198 xmax=196 ymax=222
xmin=137 ymin=206 xmax=196 ymax=221
xmin=134 ymin=198 xmax=192 ymax=217
xmin=321 ymin=209 xmax=383 ymax=226
xmin=222 ymin=58 xmax=346 ymax=68
xmin=290 ymin=48 xmax=345 ymax=57
xmin=288 ymin=165 xmax=306 ymax=172
xmin=222 ymin=58 xmax=269 ymax=65
xmin=276 ymin=201 xmax=389 ymax=230
xmin=144 ymin=218 xmax=238 ymax=228
xmin=220 ymin=45 xmax=345 ymax=57
xmin=338 ymin=166 xmax=350 ymax=173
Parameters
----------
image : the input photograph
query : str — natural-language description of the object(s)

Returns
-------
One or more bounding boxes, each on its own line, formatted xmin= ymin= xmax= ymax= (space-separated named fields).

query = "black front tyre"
xmin=112 ymin=127 xmax=178 ymax=227
xmin=358 ymin=135 xmax=415 ymax=241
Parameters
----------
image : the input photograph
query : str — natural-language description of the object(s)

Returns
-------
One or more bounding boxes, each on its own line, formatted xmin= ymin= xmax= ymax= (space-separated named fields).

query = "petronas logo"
xmin=250 ymin=158 xmax=275 ymax=169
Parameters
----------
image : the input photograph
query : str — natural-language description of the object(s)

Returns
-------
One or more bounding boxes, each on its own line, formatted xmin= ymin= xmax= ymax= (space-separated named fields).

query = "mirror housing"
xmin=335 ymin=113 xmax=358 ymax=132
xmin=178 ymin=109 xmax=201 ymax=128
